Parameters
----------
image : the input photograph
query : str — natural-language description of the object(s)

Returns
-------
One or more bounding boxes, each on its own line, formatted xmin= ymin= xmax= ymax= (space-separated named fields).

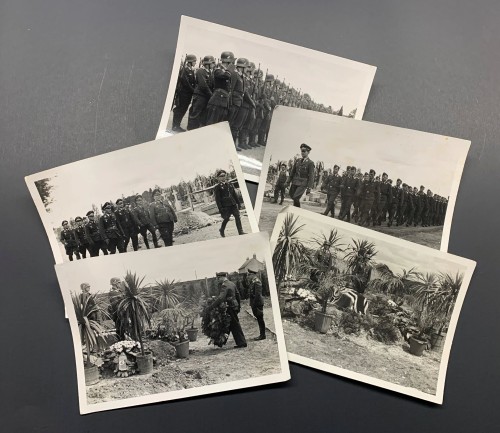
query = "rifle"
xmin=253 ymin=63 xmax=261 ymax=100
xmin=171 ymin=54 xmax=186 ymax=111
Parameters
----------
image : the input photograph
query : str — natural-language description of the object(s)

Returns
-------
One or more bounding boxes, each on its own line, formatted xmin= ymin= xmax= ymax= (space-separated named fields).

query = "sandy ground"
xmin=86 ymin=304 xmax=281 ymax=404
xmin=283 ymin=319 xmax=442 ymax=395
xmin=259 ymin=199 xmax=443 ymax=249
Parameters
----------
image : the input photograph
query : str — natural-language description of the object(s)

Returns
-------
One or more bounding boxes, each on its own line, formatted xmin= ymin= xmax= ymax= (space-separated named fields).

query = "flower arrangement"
xmin=107 ymin=340 xmax=141 ymax=378
xmin=201 ymin=297 xmax=231 ymax=347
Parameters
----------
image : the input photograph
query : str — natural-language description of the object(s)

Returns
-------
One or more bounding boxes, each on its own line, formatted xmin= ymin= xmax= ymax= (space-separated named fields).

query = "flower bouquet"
xmin=201 ymin=297 xmax=231 ymax=347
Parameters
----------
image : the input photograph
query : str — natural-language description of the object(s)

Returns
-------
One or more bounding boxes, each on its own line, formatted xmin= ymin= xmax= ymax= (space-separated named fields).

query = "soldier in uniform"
xmin=414 ymin=185 xmax=426 ymax=227
xmin=389 ymin=178 xmax=402 ymax=226
xmin=213 ymin=169 xmax=246 ymax=237
xmin=149 ymin=189 xmax=177 ymax=247
xmin=79 ymin=283 xmax=97 ymax=320
xmin=376 ymin=173 xmax=392 ymax=225
xmin=228 ymin=57 xmax=250 ymax=146
xmin=99 ymin=202 xmax=126 ymax=254
xmin=84 ymin=210 xmax=108 ymax=257
xmin=426 ymin=189 xmax=435 ymax=226
xmin=248 ymin=267 xmax=266 ymax=341
xmin=239 ymin=62 xmax=258 ymax=148
xmin=108 ymin=277 xmax=127 ymax=340
xmin=172 ymin=54 xmax=197 ymax=132
xmin=212 ymin=272 xmax=247 ymax=348
xmin=187 ymin=55 xmax=215 ymax=131
xmin=273 ymin=163 xmax=288 ymax=205
xmin=60 ymin=220 xmax=80 ymax=261
xmin=358 ymin=169 xmax=379 ymax=226
xmin=206 ymin=51 xmax=234 ymax=127
xmin=115 ymin=198 xmax=139 ymax=252
xmin=73 ymin=216 xmax=90 ymax=259
xmin=351 ymin=171 xmax=366 ymax=223
xmin=132 ymin=195 xmax=160 ymax=249
xmin=338 ymin=166 xmax=358 ymax=222
xmin=250 ymin=69 xmax=265 ymax=146
xmin=258 ymin=74 xmax=274 ymax=146
xmin=397 ymin=183 xmax=409 ymax=226
xmin=406 ymin=187 xmax=417 ymax=227
xmin=322 ymin=164 xmax=342 ymax=217
xmin=286 ymin=143 xmax=315 ymax=207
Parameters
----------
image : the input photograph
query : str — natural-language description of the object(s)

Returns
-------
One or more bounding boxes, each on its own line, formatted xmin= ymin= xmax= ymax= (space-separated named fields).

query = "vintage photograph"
xmin=156 ymin=16 xmax=376 ymax=182
xmin=55 ymin=232 xmax=290 ymax=414
xmin=256 ymin=107 xmax=471 ymax=251
xmin=25 ymin=123 xmax=258 ymax=264
xmin=270 ymin=207 xmax=475 ymax=403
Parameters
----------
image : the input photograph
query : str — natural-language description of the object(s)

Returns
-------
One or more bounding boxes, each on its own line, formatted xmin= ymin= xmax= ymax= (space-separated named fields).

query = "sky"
xmin=285 ymin=213 xmax=467 ymax=277
xmin=30 ymin=124 xmax=236 ymax=225
xmin=267 ymin=107 xmax=470 ymax=197
xmin=56 ymin=233 xmax=269 ymax=294
xmin=176 ymin=17 xmax=375 ymax=114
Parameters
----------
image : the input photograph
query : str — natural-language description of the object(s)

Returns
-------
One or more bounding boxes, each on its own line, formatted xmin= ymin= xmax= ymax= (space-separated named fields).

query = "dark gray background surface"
xmin=1 ymin=0 xmax=499 ymax=431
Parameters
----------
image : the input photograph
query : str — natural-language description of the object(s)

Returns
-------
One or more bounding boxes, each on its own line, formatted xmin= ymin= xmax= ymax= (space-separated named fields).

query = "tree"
xmin=35 ymin=178 xmax=54 ymax=212
xmin=343 ymin=239 xmax=377 ymax=293
xmin=370 ymin=264 xmax=419 ymax=300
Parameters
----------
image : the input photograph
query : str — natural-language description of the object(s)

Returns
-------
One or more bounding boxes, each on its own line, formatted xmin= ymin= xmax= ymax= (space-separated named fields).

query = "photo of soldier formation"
xmin=168 ymin=52 xmax=355 ymax=151
xmin=38 ymin=168 xmax=249 ymax=263
xmin=263 ymin=143 xmax=448 ymax=247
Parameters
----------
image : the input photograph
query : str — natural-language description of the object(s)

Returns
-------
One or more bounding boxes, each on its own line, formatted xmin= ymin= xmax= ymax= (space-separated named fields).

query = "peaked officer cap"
xmin=62 ymin=220 xmax=69 ymax=225
xmin=216 ymin=272 xmax=228 ymax=277
xmin=300 ymin=143 xmax=312 ymax=151
xmin=216 ymin=169 xmax=227 ymax=176
xmin=75 ymin=216 xmax=83 ymax=222
xmin=334 ymin=164 xmax=340 ymax=169
xmin=86 ymin=210 xmax=94 ymax=217
xmin=152 ymin=189 xmax=162 ymax=196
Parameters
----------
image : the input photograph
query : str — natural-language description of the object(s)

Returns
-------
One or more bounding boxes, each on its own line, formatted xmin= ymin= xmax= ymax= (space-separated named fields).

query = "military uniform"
xmin=273 ymin=170 xmax=288 ymax=204
xmin=99 ymin=212 xmax=125 ymax=254
xmin=377 ymin=180 xmax=392 ymax=225
xmin=388 ymin=184 xmax=401 ymax=226
xmin=415 ymin=190 xmax=426 ymax=226
xmin=405 ymin=190 xmax=416 ymax=226
xmin=287 ymin=156 xmax=315 ymax=207
xmin=206 ymin=67 xmax=232 ymax=125
xmin=214 ymin=181 xmax=244 ymax=236
xmin=214 ymin=276 xmax=247 ymax=348
xmin=339 ymin=175 xmax=358 ymax=222
xmin=74 ymin=224 xmax=91 ymax=258
xmin=60 ymin=227 xmax=80 ymax=261
xmin=115 ymin=206 xmax=139 ymax=252
xmin=132 ymin=204 xmax=159 ymax=249
xmin=239 ymin=73 xmax=257 ymax=147
xmin=172 ymin=64 xmax=196 ymax=130
xmin=248 ymin=271 xmax=266 ymax=340
xmin=322 ymin=172 xmax=342 ymax=217
xmin=228 ymin=66 xmax=248 ymax=143
xmin=358 ymin=178 xmax=379 ymax=226
xmin=149 ymin=199 xmax=177 ymax=247
xmin=84 ymin=219 xmax=108 ymax=257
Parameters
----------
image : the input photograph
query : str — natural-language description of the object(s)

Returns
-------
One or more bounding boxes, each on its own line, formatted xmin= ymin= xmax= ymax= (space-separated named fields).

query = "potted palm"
xmin=186 ymin=287 xmax=204 ymax=342
xmin=344 ymin=239 xmax=377 ymax=294
xmin=115 ymin=271 xmax=154 ymax=374
xmin=159 ymin=304 xmax=191 ymax=358
xmin=72 ymin=292 xmax=110 ymax=385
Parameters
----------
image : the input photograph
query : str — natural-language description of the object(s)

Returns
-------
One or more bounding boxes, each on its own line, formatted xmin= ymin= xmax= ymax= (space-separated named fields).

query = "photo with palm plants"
xmin=270 ymin=207 xmax=475 ymax=403
xmin=56 ymin=232 xmax=289 ymax=413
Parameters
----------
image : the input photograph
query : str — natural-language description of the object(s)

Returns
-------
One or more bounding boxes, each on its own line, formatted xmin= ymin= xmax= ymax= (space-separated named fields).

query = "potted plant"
xmin=408 ymin=306 xmax=433 ymax=356
xmin=115 ymin=271 xmax=154 ymax=374
xmin=185 ymin=288 xmax=204 ymax=342
xmin=186 ymin=312 xmax=199 ymax=342
xmin=160 ymin=304 xmax=191 ymax=358
xmin=72 ymin=292 xmax=110 ymax=385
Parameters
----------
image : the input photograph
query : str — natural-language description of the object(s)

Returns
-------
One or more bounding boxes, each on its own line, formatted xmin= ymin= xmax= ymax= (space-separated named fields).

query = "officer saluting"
xmin=286 ymin=143 xmax=315 ymax=207
xmin=248 ymin=266 xmax=266 ymax=341
xmin=213 ymin=169 xmax=246 ymax=237
xmin=212 ymin=272 xmax=247 ymax=348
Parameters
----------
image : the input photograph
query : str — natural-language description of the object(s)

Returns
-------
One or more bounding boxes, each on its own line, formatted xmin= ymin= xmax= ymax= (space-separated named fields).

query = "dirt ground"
xmin=86 ymin=305 xmax=281 ymax=405
xmin=259 ymin=199 xmax=443 ymax=249
xmin=282 ymin=318 xmax=442 ymax=396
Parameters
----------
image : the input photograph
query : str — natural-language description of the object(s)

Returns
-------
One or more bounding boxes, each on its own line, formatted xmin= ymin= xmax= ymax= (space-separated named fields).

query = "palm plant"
xmin=152 ymin=278 xmax=182 ymax=313
xmin=115 ymin=271 xmax=154 ymax=356
xmin=72 ymin=292 xmax=109 ymax=367
xmin=343 ymin=239 xmax=377 ymax=293
xmin=370 ymin=264 xmax=419 ymax=300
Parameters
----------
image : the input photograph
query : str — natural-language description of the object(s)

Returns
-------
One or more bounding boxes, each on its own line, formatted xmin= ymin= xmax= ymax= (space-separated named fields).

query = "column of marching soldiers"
xmin=170 ymin=52 xmax=353 ymax=151
xmin=271 ymin=161 xmax=448 ymax=228
xmin=59 ymin=189 xmax=177 ymax=262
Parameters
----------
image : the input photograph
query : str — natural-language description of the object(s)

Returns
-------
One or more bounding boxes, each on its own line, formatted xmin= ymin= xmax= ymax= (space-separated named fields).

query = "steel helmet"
xmin=265 ymin=74 xmax=274 ymax=82
xmin=185 ymin=54 xmax=197 ymax=63
xmin=220 ymin=51 xmax=236 ymax=62
xmin=202 ymin=55 xmax=215 ymax=65
xmin=247 ymin=62 xmax=256 ymax=72
xmin=236 ymin=57 xmax=248 ymax=68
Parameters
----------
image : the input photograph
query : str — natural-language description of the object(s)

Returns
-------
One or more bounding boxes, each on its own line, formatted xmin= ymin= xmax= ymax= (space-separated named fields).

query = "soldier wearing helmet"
xmin=256 ymin=74 xmax=275 ymax=146
xmin=206 ymin=51 xmax=235 ymax=127
xmin=172 ymin=54 xmax=197 ymax=132
xmin=187 ymin=55 xmax=215 ymax=130
xmin=234 ymin=59 xmax=257 ymax=149
xmin=225 ymin=57 xmax=249 ymax=149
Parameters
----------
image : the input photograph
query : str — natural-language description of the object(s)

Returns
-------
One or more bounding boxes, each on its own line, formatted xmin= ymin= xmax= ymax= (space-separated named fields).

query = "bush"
xmin=368 ymin=295 xmax=395 ymax=317
xmin=372 ymin=317 xmax=400 ymax=344
xmin=338 ymin=311 xmax=374 ymax=335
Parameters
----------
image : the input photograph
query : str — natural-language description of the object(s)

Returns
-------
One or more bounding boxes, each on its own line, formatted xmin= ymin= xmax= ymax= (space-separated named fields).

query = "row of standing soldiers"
xmin=59 ymin=190 xmax=177 ymax=261
xmin=274 ymin=150 xmax=448 ymax=228
xmin=171 ymin=52 xmax=280 ymax=151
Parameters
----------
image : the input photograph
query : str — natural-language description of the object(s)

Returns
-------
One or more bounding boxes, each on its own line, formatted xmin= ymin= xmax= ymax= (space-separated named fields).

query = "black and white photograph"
xmin=270 ymin=207 xmax=475 ymax=403
xmin=55 ymin=232 xmax=290 ymax=414
xmin=256 ymin=107 xmax=470 ymax=251
xmin=156 ymin=16 xmax=376 ymax=182
xmin=25 ymin=123 xmax=258 ymax=264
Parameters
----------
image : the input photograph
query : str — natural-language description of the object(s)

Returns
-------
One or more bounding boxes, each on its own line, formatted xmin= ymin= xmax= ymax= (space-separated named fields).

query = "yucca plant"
xmin=370 ymin=264 xmax=419 ymax=300
xmin=343 ymin=239 xmax=377 ymax=293
xmin=115 ymin=271 xmax=154 ymax=356
xmin=72 ymin=292 xmax=109 ymax=367
xmin=152 ymin=278 xmax=182 ymax=312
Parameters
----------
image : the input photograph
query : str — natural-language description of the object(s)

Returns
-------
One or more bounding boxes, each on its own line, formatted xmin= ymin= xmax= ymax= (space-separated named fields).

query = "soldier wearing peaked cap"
xmin=211 ymin=272 xmax=247 ymax=348
xmin=358 ymin=169 xmax=379 ymax=226
xmin=187 ymin=55 xmax=215 ymax=131
xmin=273 ymin=163 xmax=288 ymax=205
xmin=376 ymin=172 xmax=391 ymax=226
xmin=60 ymin=219 xmax=80 ymax=261
xmin=84 ymin=210 xmax=108 ymax=257
xmin=338 ymin=166 xmax=359 ymax=222
xmin=322 ymin=164 xmax=342 ymax=218
xmin=149 ymin=189 xmax=177 ymax=247
xmin=206 ymin=51 xmax=235 ymax=127
xmin=73 ymin=216 xmax=91 ymax=259
xmin=286 ymin=144 xmax=315 ymax=207
xmin=114 ymin=198 xmax=139 ymax=252
xmin=213 ymin=170 xmax=246 ymax=237
xmin=248 ymin=266 xmax=266 ymax=341
xmin=132 ymin=195 xmax=160 ymax=249
xmin=99 ymin=202 xmax=126 ymax=254
xmin=172 ymin=54 xmax=197 ymax=132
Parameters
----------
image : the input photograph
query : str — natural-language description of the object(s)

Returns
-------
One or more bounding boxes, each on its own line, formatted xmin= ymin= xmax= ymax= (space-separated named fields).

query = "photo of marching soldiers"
xmin=256 ymin=107 xmax=470 ymax=250
xmin=157 ymin=17 xmax=376 ymax=179
xmin=55 ymin=233 xmax=289 ymax=413
xmin=26 ymin=126 xmax=258 ymax=264
xmin=270 ymin=207 xmax=475 ymax=403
